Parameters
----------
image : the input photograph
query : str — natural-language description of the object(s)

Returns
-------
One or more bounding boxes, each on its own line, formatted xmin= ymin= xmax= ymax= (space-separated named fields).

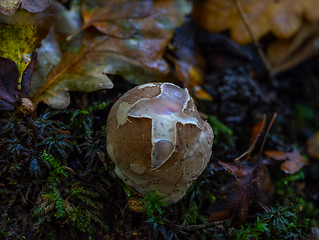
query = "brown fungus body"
xmin=106 ymin=82 xmax=213 ymax=203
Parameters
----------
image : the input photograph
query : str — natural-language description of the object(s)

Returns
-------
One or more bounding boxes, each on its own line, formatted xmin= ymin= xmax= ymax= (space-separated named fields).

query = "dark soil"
xmin=1 ymin=17 xmax=319 ymax=240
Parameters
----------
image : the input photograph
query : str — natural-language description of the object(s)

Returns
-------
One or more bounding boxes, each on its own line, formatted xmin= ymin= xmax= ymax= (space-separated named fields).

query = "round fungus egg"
xmin=106 ymin=82 xmax=214 ymax=203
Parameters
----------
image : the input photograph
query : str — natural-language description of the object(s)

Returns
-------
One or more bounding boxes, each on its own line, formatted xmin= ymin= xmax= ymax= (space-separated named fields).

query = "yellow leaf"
xmin=0 ymin=10 xmax=53 ymax=89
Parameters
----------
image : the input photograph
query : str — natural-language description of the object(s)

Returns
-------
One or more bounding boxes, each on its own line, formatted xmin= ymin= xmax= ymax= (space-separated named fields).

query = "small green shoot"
xmin=235 ymin=217 xmax=269 ymax=240
xmin=141 ymin=191 xmax=169 ymax=216
xmin=259 ymin=204 xmax=297 ymax=236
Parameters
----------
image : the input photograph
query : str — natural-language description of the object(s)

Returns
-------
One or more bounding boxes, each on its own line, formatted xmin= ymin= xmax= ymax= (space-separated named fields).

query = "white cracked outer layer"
xmin=106 ymin=82 xmax=214 ymax=203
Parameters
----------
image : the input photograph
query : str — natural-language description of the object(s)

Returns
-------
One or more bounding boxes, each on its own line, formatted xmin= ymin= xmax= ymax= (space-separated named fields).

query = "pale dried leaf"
xmin=267 ymin=22 xmax=319 ymax=74
xmin=193 ymin=0 xmax=319 ymax=45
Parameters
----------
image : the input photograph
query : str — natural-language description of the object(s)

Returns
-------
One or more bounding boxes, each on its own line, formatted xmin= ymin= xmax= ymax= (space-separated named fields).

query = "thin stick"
xmin=76 ymin=180 xmax=106 ymax=192
xmin=177 ymin=220 xmax=227 ymax=230
xmin=257 ymin=113 xmax=277 ymax=157
xmin=233 ymin=0 xmax=272 ymax=72
xmin=234 ymin=115 xmax=266 ymax=162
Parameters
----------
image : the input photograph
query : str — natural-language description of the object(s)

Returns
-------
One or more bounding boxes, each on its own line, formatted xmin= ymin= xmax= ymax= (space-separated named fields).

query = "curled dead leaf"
xmin=265 ymin=148 xmax=308 ymax=174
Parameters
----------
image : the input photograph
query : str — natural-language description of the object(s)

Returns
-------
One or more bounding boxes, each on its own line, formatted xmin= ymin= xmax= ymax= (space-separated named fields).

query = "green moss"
xmin=0 ymin=96 xmax=318 ymax=239
xmin=234 ymin=217 xmax=270 ymax=240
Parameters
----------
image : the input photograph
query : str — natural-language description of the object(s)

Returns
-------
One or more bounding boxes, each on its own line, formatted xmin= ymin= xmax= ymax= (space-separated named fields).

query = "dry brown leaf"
xmin=192 ymin=0 xmax=319 ymax=45
xmin=79 ymin=0 xmax=151 ymax=38
xmin=30 ymin=0 xmax=191 ymax=109
xmin=69 ymin=0 xmax=191 ymax=40
xmin=265 ymin=148 xmax=308 ymax=174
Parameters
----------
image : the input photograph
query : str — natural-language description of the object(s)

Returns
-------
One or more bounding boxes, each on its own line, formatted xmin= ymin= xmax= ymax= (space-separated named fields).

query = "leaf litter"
xmin=30 ymin=0 xmax=191 ymax=109
xmin=208 ymin=115 xmax=276 ymax=226
xmin=0 ymin=0 xmax=318 ymax=239
xmin=265 ymin=148 xmax=308 ymax=174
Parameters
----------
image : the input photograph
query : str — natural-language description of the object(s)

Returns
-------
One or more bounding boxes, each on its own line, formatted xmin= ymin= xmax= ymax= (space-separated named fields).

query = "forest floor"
xmin=0 ymin=1 xmax=319 ymax=239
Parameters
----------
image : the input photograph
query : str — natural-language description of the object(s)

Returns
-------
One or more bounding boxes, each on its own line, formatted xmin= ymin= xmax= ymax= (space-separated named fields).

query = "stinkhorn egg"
xmin=106 ymin=82 xmax=214 ymax=203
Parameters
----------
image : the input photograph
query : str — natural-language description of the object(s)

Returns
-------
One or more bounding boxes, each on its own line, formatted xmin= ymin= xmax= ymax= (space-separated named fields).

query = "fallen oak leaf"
xmin=68 ymin=0 xmax=152 ymax=39
xmin=30 ymin=39 xmax=115 ymax=109
xmin=0 ymin=0 xmax=51 ymax=16
xmin=29 ymin=0 xmax=82 ymax=92
xmin=208 ymin=114 xmax=275 ymax=226
xmin=30 ymin=0 xmax=191 ymax=109
xmin=45 ymin=0 xmax=82 ymax=39
xmin=265 ymin=148 xmax=308 ymax=174
xmin=29 ymin=1 xmax=114 ymax=109
xmin=0 ymin=10 xmax=54 ymax=90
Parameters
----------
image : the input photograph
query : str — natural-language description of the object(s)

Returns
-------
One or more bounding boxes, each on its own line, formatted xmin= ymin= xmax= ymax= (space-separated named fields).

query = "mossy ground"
xmin=1 ymin=24 xmax=319 ymax=240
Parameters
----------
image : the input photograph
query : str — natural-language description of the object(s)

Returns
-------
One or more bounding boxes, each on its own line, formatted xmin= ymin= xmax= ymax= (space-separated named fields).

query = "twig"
xmin=76 ymin=180 xmax=106 ymax=192
xmin=178 ymin=220 xmax=227 ymax=230
xmin=233 ymin=0 xmax=272 ymax=72
xmin=257 ymin=113 xmax=277 ymax=157
xmin=234 ymin=115 xmax=266 ymax=162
